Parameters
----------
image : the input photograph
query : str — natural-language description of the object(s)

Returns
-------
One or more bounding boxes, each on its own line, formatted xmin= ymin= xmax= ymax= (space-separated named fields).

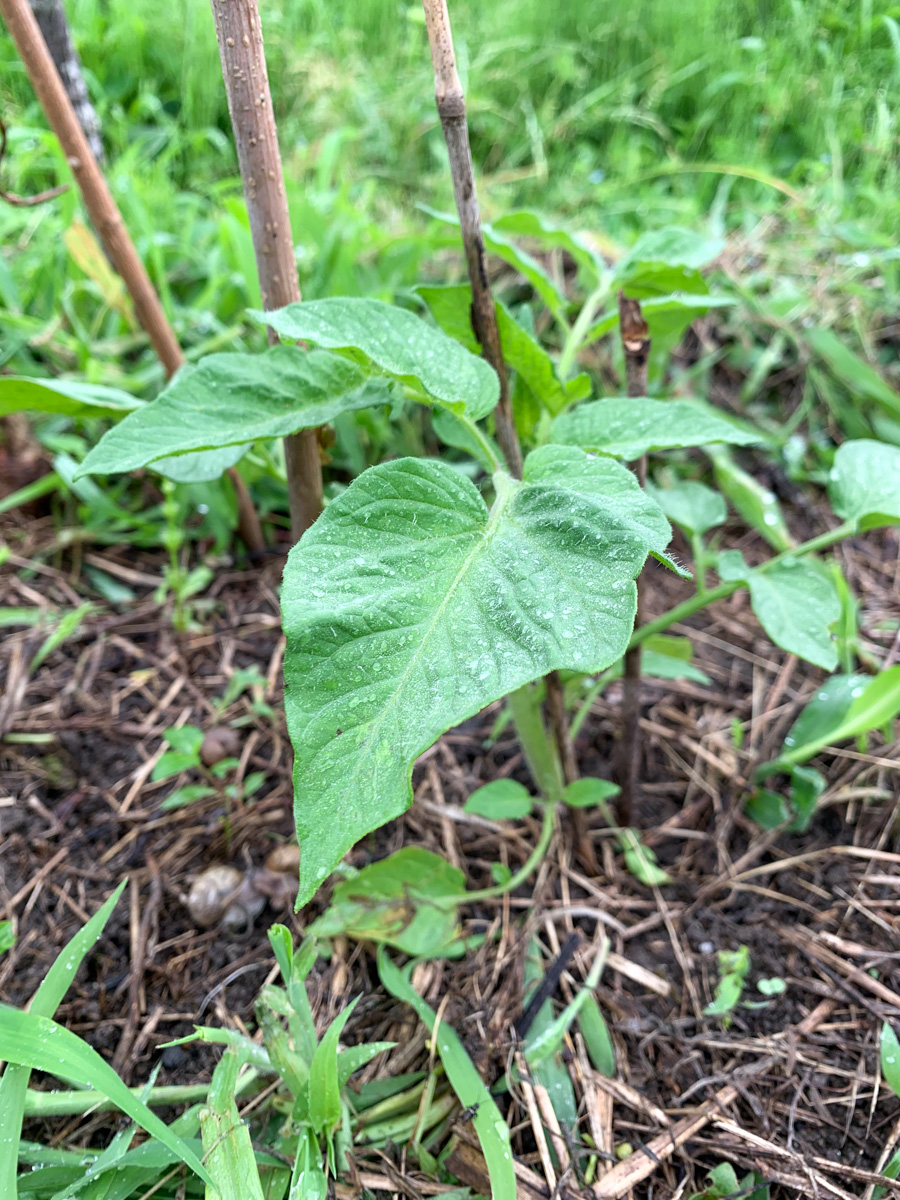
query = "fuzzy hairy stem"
xmin=0 ymin=0 xmax=264 ymax=554
xmin=615 ymin=292 xmax=651 ymax=827
xmin=422 ymin=0 xmax=522 ymax=480
xmin=209 ymin=0 xmax=322 ymax=541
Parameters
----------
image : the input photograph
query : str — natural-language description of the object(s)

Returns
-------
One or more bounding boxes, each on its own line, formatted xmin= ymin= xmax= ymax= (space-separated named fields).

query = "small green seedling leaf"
xmin=642 ymin=634 xmax=711 ymax=684
xmin=378 ymin=948 xmax=515 ymax=1200
xmin=284 ymin=450 xmax=673 ymax=902
xmin=76 ymin=348 xmax=394 ymax=477
xmin=717 ymin=551 xmax=840 ymax=671
xmin=828 ymin=439 xmax=900 ymax=530
xmin=250 ymin=297 xmax=499 ymax=420
xmin=464 ymin=779 xmax=533 ymax=820
xmin=882 ymin=1023 xmax=900 ymax=1099
xmin=0 ymin=922 xmax=12 ymax=957
xmin=619 ymin=829 xmax=670 ymax=886
xmin=162 ymin=726 xmax=205 ymax=755
xmin=0 ymin=376 xmax=140 ymax=419
xmin=552 ymin=398 xmax=759 ymax=461
xmin=577 ymin=995 xmax=616 ymax=1077
xmin=563 ymin=778 xmax=620 ymax=808
xmin=757 ymin=978 xmax=786 ymax=996
xmin=646 ymin=479 xmax=726 ymax=538
xmin=704 ymin=945 xmax=750 ymax=1017
xmin=763 ymin=666 xmax=900 ymax=771
xmin=307 ymin=848 xmax=465 ymax=957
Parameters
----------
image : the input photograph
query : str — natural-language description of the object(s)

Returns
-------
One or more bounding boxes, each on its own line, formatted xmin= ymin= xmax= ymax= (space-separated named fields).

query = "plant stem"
xmin=209 ymin=0 xmax=322 ymax=541
xmin=422 ymin=0 xmax=522 ymax=481
xmin=454 ymin=799 xmax=557 ymax=905
xmin=23 ymin=1070 xmax=261 ymax=1116
xmin=557 ymin=281 xmax=607 ymax=382
xmin=629 ymin=519 xmax=856 ymax=651
xmin=614 ymin=292 xmax=651 ymax=827
xmin=455 ymin=411 xmax=503 ymax=472
xmin=0 ymin=0 xmax=264 ymax=554
xmin=507 ymin=683 xmax=565 ymax=802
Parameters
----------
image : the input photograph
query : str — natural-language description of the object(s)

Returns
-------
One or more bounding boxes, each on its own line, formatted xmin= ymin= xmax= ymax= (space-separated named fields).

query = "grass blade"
xmin=0 ymin=880 xmax=127 ymax=1198
xmin=377 ymin=948 xmax=515 ymax=1200
xmin=0 ymin=1006 xmax=213 ymax=1188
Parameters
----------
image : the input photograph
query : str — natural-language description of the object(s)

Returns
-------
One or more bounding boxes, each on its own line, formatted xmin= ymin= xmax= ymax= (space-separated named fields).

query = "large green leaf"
xmin=717 ymin=551 xmax=840 ymax=670
xmin=0 ymin=377 xmax=140 ymax=419
xmin=307 ymin=848 xmax=465 ymax=957
xmin=551 ymin=397 xmax=760 ymax=460
xmin=490 ymin=209 xmax=605 ymax=282
xmin=613 ymin=227 xmax=723 ymax=298
xmin=75 ymin=348 xmax=393 ymax=477
xmin=250 ymin=297 xmax=499 ymax=420
xmin=828 ymin=439 xmax=900 ymax=530
xmin=283 ymin=449 xmax=672 ymax=901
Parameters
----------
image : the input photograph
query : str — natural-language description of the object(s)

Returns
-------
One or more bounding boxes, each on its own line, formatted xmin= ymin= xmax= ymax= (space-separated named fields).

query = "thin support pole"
xmin=614 ymin=292 xmax=651 ymax=827
xmin=209 ymin=0 xmax=323 ymax=541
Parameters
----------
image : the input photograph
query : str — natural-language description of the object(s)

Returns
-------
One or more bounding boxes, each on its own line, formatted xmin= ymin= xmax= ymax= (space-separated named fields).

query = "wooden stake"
xmin=209 ymin=0 xmax=323 ymax=541
xmin=0 ymin=0 xmax=265 ymax=555
xmin=614 ymin=292 xmax=650 ymax=827
xmin=422 ymin=0 xmax=522 ymax=480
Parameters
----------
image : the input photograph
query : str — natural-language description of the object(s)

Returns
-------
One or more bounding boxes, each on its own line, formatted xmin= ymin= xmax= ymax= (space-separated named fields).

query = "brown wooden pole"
xmin=422 ymin=0 xmax=522 ymax=481
xmin=0 ymin=0 xmax=265 ymax=555
xmin=614 ymin=292 xmax=651 ymax=827
xmin=209 ymin=0 xmax=323 ymax=540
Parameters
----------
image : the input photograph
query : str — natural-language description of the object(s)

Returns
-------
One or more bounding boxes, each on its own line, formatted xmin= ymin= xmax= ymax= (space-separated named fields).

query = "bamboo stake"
xmin=614 ymin=292 xmax=651 ymax=827
xmin=209 ymin=0 xmax=322 ymax=541
xmin=0 ymin=0 xmax=264 ymax=555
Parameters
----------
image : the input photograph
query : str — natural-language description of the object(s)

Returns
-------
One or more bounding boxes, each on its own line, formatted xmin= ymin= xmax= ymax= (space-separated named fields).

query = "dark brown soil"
xmin=2 ymin=504 xmax=900 ymax=1199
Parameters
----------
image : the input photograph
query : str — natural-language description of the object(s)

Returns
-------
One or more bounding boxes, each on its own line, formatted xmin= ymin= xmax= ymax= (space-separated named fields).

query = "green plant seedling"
xmin=464 ymin=779 xmax=534 ymax=820
xmin=307 ymin=848 xmax=466 ymax=958
xmin=704 ymin=945 xmax=751 ymax=1020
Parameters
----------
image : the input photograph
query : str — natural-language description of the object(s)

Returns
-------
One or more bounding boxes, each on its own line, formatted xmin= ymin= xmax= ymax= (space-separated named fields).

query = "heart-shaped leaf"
xmin=717 ymin=551 xmax=840 ymax=670
xmin=251 ymin=297 xmax=499 ymax=420
xmin=552 ymin=398 xmax=760 ymax=461
xmin=283 ymin=450 xmax=672 ymax=901
xmin=828 ymin=439 xmax=900 ymax=530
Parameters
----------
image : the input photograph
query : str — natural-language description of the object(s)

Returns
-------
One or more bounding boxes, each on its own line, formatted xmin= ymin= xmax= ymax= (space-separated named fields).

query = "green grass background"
xmin=2 ymin=0 xmax=899 ymax=387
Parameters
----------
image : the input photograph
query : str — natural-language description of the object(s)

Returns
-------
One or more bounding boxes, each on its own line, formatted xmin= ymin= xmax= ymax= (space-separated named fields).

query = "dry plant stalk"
xmin=0 ymin=0 xmax=264 ymax=554
xmin=209 ymin=0 xmax=323 ymax=540
xmin=614 ymin=292 xmax=651 ymax=826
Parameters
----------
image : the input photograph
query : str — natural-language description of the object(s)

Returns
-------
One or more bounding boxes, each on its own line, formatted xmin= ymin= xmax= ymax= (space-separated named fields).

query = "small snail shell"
xmin=200 ymin=727 xmax=240 ymax=767
xmin=265 ymin=844 xmax=300 ymax=874
xmin=187 ymin=865 xmax=242 ymax=928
